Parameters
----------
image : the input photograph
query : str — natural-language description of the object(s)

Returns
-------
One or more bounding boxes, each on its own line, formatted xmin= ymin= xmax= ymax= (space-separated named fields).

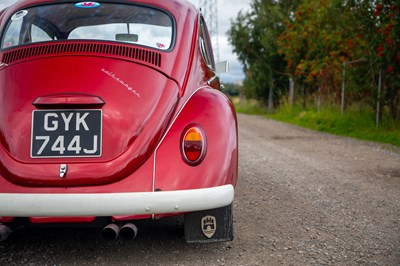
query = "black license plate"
xmin=31 ymin=110 xmax=102 ymax=158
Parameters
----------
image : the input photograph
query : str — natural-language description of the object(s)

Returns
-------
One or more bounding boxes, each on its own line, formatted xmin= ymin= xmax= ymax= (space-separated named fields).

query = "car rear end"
xmin=0 ymin=0 xmax=237 ymax=243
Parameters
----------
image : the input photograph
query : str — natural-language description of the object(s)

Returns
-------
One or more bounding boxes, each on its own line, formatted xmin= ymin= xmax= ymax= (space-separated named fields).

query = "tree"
xmin=277 ymin=0 xmax=368 ymax=106
xmin=221 ymin=82 xmax=241 ymax=97
xmin=228 ymin=0 xmax=300 ymax=111
xmin=364 ymin=1 xmax=400 ymax=120
xmin=229 ymin=0 xmax=400 ymax=122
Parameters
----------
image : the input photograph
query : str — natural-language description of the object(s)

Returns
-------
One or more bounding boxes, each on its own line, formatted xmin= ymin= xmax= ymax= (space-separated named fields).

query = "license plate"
xmin=31 ymin=110 xmax=102 ymax=158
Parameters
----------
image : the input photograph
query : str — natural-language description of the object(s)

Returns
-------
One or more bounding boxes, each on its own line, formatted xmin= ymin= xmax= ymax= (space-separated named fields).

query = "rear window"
xmin=1 ymin=2 xmax=173 ymax=50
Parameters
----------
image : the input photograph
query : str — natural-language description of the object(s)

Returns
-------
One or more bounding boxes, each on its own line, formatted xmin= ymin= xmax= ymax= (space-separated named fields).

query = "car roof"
xmin=0 ymin=0 xmax=201 ymax=88
xmin=4 ymin=0 xmax=197 ymax=15
xmin=1 ymin=0 xmax=198 ymax=34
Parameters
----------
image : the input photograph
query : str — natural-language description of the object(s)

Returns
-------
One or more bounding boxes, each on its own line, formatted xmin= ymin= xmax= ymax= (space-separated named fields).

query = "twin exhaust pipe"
xmin=0 ymin=222 xmax=138 ymax=242
xmin=101 ymin=223 xmax=138 ymax=241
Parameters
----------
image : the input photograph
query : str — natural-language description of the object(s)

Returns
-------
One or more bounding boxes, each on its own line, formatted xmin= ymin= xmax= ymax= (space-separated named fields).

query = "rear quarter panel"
xmin=154 ymin=87 xmax=238 ymax=191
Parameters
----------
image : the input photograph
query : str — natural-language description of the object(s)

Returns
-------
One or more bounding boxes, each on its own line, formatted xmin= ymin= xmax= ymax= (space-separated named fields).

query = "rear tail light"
xmin=181 ymin=126 xmax=207 ymax=165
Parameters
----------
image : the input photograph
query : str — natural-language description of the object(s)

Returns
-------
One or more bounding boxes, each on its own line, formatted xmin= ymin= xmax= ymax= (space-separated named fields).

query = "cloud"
xmin=0 ymin=0 xmax=17 ymax=9
xmin=188 ymin=0 xmax=252 ymax=83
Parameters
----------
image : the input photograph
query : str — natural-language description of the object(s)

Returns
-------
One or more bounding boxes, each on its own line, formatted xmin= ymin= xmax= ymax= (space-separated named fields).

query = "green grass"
xmin=233 ymin=98 xmax=267 ymax=115
xmin=234 ymin=98 xmax=400 ymax=147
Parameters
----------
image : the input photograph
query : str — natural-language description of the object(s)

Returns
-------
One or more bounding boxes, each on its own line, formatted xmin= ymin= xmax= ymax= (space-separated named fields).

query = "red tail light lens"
xmin=181 ymin=126 xmax=206 ymax=165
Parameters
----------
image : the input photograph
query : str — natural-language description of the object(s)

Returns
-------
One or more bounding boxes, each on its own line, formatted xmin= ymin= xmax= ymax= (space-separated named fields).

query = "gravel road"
xmin=1 ymin=113 xmax=399 ymax=265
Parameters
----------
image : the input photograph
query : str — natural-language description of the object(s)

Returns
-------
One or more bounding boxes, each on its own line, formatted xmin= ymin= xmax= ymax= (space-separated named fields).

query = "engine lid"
xmin=0 ymin=55 xmax=178 ymax=186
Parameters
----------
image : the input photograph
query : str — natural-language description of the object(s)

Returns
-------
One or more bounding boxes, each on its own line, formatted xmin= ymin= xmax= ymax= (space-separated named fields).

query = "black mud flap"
xmin=184 ymin=204 xmax=233 ymax=243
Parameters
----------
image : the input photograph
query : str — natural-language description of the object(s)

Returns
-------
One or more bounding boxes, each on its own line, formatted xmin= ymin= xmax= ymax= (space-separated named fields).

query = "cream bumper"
xmin=0 ymin=185 xmax=234 ymax=217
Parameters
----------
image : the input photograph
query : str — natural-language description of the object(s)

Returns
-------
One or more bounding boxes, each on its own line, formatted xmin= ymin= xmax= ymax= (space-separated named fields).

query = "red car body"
xmin=0 ymin=0 xmax=237 ymax=242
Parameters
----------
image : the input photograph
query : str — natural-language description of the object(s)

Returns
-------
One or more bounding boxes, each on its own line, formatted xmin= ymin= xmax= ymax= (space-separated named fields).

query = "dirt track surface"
xmin=1 ymin=113 xmax=400 ymax=265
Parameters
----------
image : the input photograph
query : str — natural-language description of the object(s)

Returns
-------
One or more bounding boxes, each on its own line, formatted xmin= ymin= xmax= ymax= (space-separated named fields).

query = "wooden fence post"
xmin=288 ymin=78 xmax=294 ymax=106
xmin=341 ymin=61 xmax=346 ymax=115
xmin=376 ymin=69 xmax=382 ymax=128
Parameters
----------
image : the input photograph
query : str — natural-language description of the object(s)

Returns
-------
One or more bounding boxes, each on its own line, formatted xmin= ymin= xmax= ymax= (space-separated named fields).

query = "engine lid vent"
xmin=1 ymin=41 xmax=162 ymax=67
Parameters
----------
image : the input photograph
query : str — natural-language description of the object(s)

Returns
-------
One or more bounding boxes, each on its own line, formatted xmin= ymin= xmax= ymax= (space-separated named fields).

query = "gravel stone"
xmin=1 ymin=114 xmax=399 ymax=265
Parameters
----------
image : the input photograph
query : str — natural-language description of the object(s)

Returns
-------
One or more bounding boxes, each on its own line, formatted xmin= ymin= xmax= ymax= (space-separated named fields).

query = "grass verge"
xmin=233 ymin=98 xmax=400 ymax=148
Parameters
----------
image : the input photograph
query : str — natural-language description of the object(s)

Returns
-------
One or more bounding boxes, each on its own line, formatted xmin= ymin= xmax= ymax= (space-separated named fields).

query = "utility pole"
xmin=199 ymin=0 xmax=220 ymax=62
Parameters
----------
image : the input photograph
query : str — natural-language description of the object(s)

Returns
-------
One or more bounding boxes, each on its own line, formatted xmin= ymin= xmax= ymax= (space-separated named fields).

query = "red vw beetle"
xmin=0 ymin=0 xmax=238 ymax=243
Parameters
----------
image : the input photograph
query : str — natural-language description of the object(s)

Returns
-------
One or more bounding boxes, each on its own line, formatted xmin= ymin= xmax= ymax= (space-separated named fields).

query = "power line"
xmin=199 ymin=0 xmax=220 ymax=62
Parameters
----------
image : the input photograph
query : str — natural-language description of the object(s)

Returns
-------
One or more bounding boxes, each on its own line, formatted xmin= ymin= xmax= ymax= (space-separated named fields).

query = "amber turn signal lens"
xmin=181 ymin=126 xmax=206 ymax=165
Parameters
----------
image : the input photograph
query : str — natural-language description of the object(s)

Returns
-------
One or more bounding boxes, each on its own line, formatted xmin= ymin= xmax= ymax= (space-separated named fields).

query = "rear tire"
xmin=184 ymin=204 xmax=233 ymax=243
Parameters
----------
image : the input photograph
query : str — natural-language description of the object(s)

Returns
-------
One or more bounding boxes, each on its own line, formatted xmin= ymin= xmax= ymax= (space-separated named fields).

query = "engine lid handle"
xmin=33 ymin=94 xmax=105 ymax=107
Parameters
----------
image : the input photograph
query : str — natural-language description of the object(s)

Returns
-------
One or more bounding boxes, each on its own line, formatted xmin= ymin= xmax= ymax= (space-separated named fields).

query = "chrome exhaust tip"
xmin=119 ymin=223 xmax=138 ymax=241
xmin=0 ymin=224 xmax=12 ymax=242
xmin=101 ymin=223 xmax=119 ymax=241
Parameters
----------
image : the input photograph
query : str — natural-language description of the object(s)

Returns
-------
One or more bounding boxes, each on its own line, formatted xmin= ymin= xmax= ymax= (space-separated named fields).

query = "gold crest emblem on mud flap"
xmin=201 ymin=215 xmax=216 ymax=238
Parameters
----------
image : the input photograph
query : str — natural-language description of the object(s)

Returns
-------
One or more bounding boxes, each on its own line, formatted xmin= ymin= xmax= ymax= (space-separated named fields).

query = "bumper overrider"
xmin=0 ymin=185 xmax=234 ymax=217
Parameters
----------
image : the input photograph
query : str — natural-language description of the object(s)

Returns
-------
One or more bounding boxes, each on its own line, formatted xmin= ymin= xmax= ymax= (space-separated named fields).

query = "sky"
xmin=188 ymin=0 xmax=252 ymax=83
xmin=0 ymin=0 xmax=252 ymax=83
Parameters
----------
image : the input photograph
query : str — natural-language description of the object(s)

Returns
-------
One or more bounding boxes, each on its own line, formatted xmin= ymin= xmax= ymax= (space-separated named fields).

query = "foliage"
xmin=228 ymin=0 xmax=400 ymax=122
xmin=231 ymin=97 xmax=268 ymax=115
xmin=221 ymin=82 xmax=241 ymax=97
xmin=234 ymin=100 xmax=400 ymax=147
xmin=341 ymin=0 xmax=400 ymax=119
xmin=227 ymin=0 xmax=301 ymax=108
xmin=268 ymin=103 xmax=400 ymax=147
xmin=362 ymin=1 xmax=400 ymax=120
xmin=277 ymin=0 xmax=366 ymax=89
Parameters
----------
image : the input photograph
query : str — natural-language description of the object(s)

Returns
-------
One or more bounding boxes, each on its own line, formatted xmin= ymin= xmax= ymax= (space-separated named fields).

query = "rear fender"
xmin=154 ymin=87 xmax=238 ymax=191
